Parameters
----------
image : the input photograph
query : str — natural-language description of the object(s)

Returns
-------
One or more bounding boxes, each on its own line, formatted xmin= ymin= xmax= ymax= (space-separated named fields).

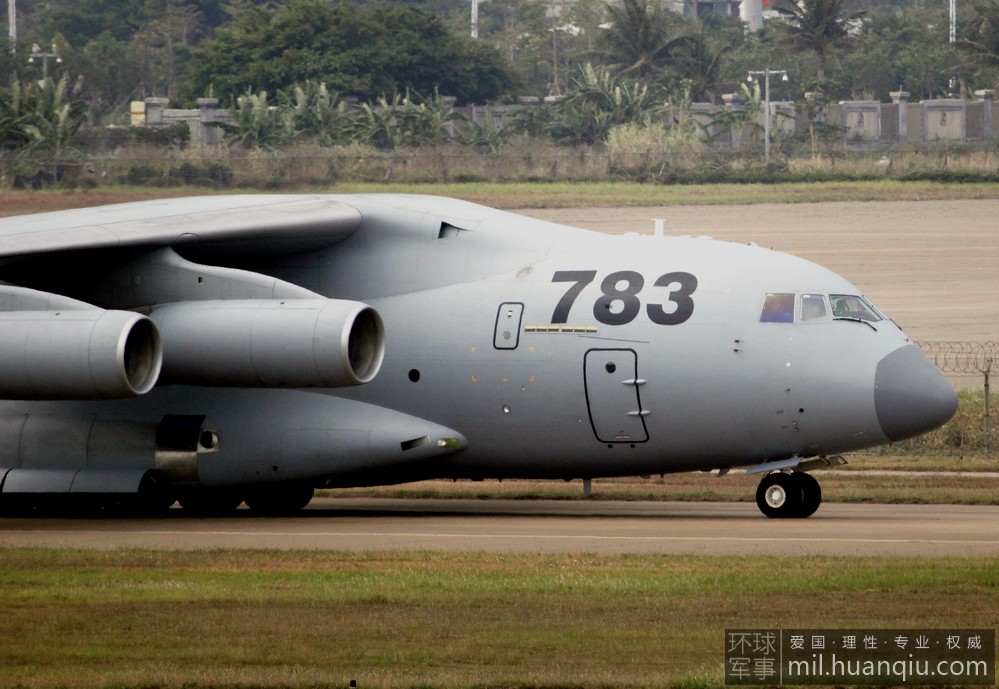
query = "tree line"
xmin=3 ymin=0 xmax=999 ymax=153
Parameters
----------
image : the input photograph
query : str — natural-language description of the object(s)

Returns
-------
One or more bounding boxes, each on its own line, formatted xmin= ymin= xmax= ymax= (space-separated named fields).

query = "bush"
xmin=132 ymin=123 xmax=191 ymax=147
xmin=889 ymin=389 xmax=995 ymax=456
xmin=52 ymin=137 xmax=999 ymax=188
xmin=122 ymin=161 xmax=232 ymax=187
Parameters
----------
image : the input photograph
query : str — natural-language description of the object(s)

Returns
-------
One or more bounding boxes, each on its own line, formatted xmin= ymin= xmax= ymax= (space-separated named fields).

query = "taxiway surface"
xmin=2 ymin=498 xmax=996 ymax=556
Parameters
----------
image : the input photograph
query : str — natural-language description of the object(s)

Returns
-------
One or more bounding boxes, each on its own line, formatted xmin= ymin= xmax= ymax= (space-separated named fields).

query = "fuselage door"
xmin=584 ymin=348 xmax=649 ymax=443
xmin=493 ymin=302 xmax=524 ymax=350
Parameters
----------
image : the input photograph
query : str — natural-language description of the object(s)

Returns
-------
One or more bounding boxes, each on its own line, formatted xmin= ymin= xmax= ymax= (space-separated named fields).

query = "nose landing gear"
xmin=756 ymin=471 xmax=822 ymax=518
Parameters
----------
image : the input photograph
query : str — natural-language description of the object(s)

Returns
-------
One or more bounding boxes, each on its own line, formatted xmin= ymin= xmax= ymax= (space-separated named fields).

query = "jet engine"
xmin=150 ymin=299 xmax=385 ymax=388
xmin=0 ymin=310 xmax=162 ymax=400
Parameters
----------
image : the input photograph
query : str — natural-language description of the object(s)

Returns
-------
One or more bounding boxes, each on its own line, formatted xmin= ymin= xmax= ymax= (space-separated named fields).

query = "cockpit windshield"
xmin=800 ymin=294 xmax=828 ymax=321
xmin=760 ymin=293 xmax=795 ymax=323
xmin=759 ymin=293 xmax=883 ymax=324
xmin=830 ymin=294 xmax=883 ymax=322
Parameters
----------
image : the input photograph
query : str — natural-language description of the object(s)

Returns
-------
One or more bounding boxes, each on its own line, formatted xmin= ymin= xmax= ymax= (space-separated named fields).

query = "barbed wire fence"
xmin=917 ymin=341 xmax=995 ymax=456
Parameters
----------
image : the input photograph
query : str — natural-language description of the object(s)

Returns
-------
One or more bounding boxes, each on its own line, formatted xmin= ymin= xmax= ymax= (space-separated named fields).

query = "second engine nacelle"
xmin=150 ymin=299 xmax=385 ymax=388
xmin=0 ymin=310 xmax=162 ymax=400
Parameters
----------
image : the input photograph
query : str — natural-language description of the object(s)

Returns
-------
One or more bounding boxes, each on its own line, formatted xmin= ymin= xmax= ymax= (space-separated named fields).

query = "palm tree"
xmin=770 ymin=0 xmax=865 ymax=81
xmin=674 ymin=25 xmax=732 ymax=103
xmin=956 ymin=0 xmax=999 ymax=70
xmin=4 ymin=77 xmax=88 ymax=157
xmin=596 ymin=0 xmax=694 ymax=82
xmin=551 ymin=63 xmax=665 ymax=144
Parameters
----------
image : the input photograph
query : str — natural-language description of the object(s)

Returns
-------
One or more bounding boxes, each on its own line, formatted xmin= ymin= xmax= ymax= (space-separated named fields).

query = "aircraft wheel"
xmin=791 ymin=472 xmax=822 ymax=518
xmin=244 ymin=484 xmax=314 ymax=515
xmin=178 ymin=490 xmax=244 ymax=515
xmin=756 ymin=472 xmax=802 ymax=518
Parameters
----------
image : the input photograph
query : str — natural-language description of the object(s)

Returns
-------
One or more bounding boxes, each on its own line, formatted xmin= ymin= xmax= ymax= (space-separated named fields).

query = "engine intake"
xmin=150 ymin=299 xmax=385 ymax=388
xmin=0 ymin=310 xmax=162 ymax=399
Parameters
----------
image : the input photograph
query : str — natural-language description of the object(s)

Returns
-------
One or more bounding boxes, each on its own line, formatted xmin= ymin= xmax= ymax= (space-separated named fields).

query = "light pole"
xmin=7 ymin=0 xmax=15 ymax=53
xmin=548 ymin=27 xmax=560 ymax=97
xmin=949 ymin=0 xmax=957 ymax=94
xmin=28 ymin=42 xmax=61 ymax=79
xmin=747 ymin=69 xmax=788 ymax=166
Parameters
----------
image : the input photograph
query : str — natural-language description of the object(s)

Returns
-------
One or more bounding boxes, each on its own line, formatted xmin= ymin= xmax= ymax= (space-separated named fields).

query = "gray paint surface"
xmin=0 ymin=195 xmax=958 ymax=515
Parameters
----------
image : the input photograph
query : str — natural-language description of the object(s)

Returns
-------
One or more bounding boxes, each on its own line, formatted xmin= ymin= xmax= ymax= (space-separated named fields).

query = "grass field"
xmin=2 ymin=549 xmax=996 ymax=689
xmin=3 ymin=179 xmax=999 ymax=218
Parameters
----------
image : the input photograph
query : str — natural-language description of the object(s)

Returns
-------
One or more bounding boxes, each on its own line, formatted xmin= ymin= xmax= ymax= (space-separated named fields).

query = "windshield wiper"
xmin=834 ymin=316 xmax=878 ymax=332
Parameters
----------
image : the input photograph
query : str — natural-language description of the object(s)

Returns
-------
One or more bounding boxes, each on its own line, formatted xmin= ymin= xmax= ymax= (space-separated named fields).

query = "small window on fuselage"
xmin=830 ymin=294 xmax=882 ymax=322
xmin=800 ymin=293 xmax=828 ymax=321
xmin=760 ymin=293 xmax=795 ymax=323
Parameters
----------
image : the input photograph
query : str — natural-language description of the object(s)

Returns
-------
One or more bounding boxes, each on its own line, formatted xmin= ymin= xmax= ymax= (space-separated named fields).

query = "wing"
xmin=0 ymin=194 xmax=361 ymax=260
xmin=0 ymin=195 xmax=376 ymax=399
xmin=0 ymin=195 xmax=474 ymax=507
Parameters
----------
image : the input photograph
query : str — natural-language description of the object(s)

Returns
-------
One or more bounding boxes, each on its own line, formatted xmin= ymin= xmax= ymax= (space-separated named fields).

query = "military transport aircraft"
xmin=0 ymin=195 xmax=957 ymax=517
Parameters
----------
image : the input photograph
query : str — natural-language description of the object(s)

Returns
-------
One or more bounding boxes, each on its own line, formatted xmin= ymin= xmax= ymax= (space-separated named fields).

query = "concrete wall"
xmin=141 ymin=91 xmax=999 ymax=149
xmin=142 ymin=98 xmax=231 ymax=147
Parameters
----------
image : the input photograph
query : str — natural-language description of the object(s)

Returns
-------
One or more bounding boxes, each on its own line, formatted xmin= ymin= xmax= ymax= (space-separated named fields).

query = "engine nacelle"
xmin=0 ymin=310 xmax=162 ymax=399
xmin=150 ymin=299 xmax=385 ymax=388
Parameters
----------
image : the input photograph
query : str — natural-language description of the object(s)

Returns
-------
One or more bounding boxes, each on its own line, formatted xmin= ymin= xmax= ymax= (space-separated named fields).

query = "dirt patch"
xmin=0 ymin=189 xmax=206 ymax=217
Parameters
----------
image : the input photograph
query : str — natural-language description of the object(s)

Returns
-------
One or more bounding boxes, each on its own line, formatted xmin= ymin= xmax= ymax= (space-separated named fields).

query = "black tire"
xmin=244 ymin=484 xmax=314 ymax=515
xmin=756 ymin=472 xmax=803 ymax=518
xmin=791 ymin=472 xmax=822 ymax=518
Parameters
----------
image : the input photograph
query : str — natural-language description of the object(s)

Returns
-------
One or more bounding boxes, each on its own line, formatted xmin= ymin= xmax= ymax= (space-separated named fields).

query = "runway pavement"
xmin=1 ymin=498 xmax=997 ymax=556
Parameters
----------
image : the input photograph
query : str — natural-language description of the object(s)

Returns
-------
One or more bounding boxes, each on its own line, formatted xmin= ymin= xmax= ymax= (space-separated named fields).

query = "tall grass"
xmin=893 ymin=389 xmax=997 ymax=456
xmin=8 ymin=138 xmax=999 ymax=190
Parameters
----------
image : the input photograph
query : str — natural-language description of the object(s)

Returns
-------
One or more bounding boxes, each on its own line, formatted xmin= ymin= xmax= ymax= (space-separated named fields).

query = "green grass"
xmin=1 ymin=549 xmax=996 ymax=689
xmin=893 ymin=389 xmax=999 ymax=457
xmin=4 ymin=180 xmax=999 ymax=218
xmin=323 ymin=463 xmax=999 ymax=506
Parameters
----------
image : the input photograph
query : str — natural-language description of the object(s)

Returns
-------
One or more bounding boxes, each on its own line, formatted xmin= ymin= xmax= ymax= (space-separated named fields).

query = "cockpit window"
xmin=760 ymin=293 xmax=795 ymax=323
xmin=800 ymin=294 xmax=828 ymax=321
xmin=830 ymin=294 xmax=882 ymax=322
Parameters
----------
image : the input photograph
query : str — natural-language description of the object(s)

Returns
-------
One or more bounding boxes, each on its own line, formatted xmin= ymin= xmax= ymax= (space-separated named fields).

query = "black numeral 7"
xmin=551 ymin=270 xmax=596 ymax=323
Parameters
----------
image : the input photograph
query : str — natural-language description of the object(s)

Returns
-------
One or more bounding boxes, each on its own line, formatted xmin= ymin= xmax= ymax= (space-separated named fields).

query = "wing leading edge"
xmin=0 ymin=194 xmax=362 ymax=260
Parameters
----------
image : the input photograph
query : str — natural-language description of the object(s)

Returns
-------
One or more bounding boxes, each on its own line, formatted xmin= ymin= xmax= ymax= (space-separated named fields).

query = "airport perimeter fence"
xmin=8 ymin=144 xmax=999 ymax=189
xmin=918 ymin=341 xmax=996 ymax=455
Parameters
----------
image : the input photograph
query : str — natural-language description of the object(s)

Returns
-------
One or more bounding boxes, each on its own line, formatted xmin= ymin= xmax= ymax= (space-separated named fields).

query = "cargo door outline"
xmin=584 ymin=348 xmax=649 ymax=443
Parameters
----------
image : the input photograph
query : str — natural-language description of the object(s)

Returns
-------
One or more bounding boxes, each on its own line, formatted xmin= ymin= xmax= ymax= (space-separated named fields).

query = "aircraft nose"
xmin=874 ymin=345 xmax=958 ymax=442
